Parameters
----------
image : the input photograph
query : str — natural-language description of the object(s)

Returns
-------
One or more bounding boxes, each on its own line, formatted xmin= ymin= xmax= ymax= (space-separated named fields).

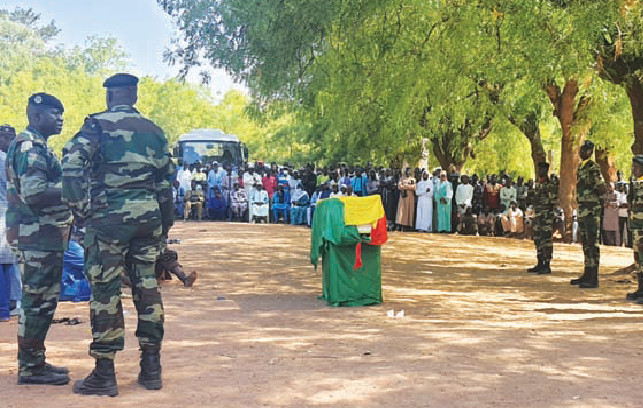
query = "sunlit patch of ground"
xmin=1 ymin=222 xmax=642 ymax=407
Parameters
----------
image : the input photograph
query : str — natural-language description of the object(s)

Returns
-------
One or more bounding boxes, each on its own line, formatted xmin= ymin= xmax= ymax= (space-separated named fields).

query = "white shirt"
xmin=616 ymin=191 xmax=628 ymax=218
xmin=455 ymin=183 xmax=473 ymax=207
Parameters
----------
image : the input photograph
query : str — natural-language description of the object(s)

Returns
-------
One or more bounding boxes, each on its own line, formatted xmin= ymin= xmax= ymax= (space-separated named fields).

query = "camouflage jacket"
xmin=630 ymin=180 xmax=643 ymax=231
xmin=577 ymin=159 xmax=605 ymax=206
xmin=6 ymin=127 xmax=72 ymax=251
xmin=533 ymin=178 xmax=558 ymax=214
xmin=61 ymin=105 xmax=174 ymax=231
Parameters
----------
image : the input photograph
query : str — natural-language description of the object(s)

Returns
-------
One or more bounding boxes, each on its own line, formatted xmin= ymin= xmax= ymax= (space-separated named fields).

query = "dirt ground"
xmin=1 ymin=222 xmax=643 ymax=407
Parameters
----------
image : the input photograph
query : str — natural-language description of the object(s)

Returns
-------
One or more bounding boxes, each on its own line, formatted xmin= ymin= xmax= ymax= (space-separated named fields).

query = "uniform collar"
xmin=24 ymin=126 xmax=47 ymax=145
xmin=109 ymin=105 xmax=136 ymax=113
xmin=580 ymin=158 xmax=591 ymax=167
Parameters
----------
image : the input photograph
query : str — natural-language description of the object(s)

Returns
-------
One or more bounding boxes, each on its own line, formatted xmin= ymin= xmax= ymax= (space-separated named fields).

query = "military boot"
xmin=138 ymin=349 xmax=162 ymax=390
xmin=18 ymin=363 xmax=70 ymax=386
xmin=44 ymin=362 xmax=69 ymax=375
xmin=626 ymin=273 xmax=643 ymax=301
xmin=73 ymin=358 xmax=118 ymax=397
xmin=537 ymin=259 xmax=551 ymax=275
xmin=579 ymin=267 xmax=599 ymax=288
xmin=570 ymin=268 xmax=587 ymax=285
xmin=527 ymin=255 xmax=542 ymax=274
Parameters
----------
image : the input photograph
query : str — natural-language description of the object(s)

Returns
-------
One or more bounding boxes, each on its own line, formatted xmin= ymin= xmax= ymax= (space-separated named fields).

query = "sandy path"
xmin=1 ymin=222 xmax=642 ymax=407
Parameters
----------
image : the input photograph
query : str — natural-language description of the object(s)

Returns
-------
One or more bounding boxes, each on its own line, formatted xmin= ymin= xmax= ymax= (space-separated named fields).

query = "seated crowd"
xmin=173 ymin=160 xmax=631 ymax=246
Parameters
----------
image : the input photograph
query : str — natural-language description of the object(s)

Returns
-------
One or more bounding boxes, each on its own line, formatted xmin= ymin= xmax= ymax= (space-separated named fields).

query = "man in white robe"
xmin=415 ymin=172 xmax=433 ymax=232
xmin=251 ymin=183 xmax=269 ymax=223
xmin=455 ymin=174 xmax=473 ymax=216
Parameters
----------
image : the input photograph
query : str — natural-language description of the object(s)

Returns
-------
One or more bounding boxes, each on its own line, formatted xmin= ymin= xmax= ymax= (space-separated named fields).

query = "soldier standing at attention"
xmin=527 ymin=162 xmax=557 ymax=275
xmin=571 ymin=140 xmax=606 ymax=288
xmin=62 ymin=74 xmax=174 ymax=396
xmin=7 ymin=94 xmax=72 ymax=385
xmin=627 ymin=155 xmax=643 ymax=301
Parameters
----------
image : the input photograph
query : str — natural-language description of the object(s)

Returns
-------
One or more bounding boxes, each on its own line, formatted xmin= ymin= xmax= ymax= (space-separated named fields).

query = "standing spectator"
xmin=367 ymin=170 xmax=379 ymax=196
xmin=396 ymin=168 xmax=416 ymax=231
xmin=303 ymin=165 xmax=317 ymax=196
xmin=471 ymin=174 xmax=485 ymax=216
xmin=484 ymin=174 xmax=502 ymax=213
xmin=436 ymin=171 xmax=454 ymax=232
xmin=500 ymin=179 xmax=517 ymax=211
xmin=516 ymin=176 xmax=527 ymax=211
xmin=0 ymin=125 xmax=19 ymax=317
xmin=381 ymin=169 xmax=399 ymax=228
xmin=351 ymin=168 xmax=368 ymax=197
xmin=455 ymin=175 xmax=473 ymax=216
xmin=262 ymin=170 xmax=277 ymax=203
xmin=602 ymin=184 xmax=620 ymax=246
xmin=316 ymin=168 xmax=329 ymax=187
xmin=432 ymin=168 xmax=441 ymax=232
xmin=415 ymin=171 xmax=433 ymax=232
xmin=176 ymin=160 xmax=192 ymax=194
xmin=616 ymin=182 xmax=629 ymax=246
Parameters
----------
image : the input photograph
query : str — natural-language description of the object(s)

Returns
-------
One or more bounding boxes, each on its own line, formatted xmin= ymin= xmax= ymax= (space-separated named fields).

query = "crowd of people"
xmin=173 ymin=160 xmax=631 ymax=248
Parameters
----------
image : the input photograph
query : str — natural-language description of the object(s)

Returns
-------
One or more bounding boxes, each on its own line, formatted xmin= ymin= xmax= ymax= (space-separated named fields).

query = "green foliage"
xmin=0 ymin=6 xmax=289 ymax=163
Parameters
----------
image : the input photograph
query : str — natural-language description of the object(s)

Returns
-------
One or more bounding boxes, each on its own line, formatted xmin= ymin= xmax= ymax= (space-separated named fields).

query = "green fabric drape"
xmin=310 ymin=198 xmax=382 ymax=307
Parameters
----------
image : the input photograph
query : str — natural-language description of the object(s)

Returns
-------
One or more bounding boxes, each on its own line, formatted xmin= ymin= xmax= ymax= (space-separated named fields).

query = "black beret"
xmin=538 ymin=161 xmax=550 ymax=169
xmin=633 ymin=155 xmax=643 ymax=166
xmin=103 ymin=73 xmax=139 ymax=88
xmin=0 ymin=124 xmax=15 ymax=135
xmin=29 ymin=93 xmax=64 ymax=112
xmin=582 ymin=140 xmax=595 ymax=150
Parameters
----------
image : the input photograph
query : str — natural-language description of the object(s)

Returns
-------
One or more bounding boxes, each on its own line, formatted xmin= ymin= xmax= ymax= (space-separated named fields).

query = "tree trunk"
xmin=547 ymin=79 xmax=585 ymax=243
xmin=595 ymin=147 xmax=618 ymax=184
xmin=509 ymin=112 xmax=546 ymax=176
xmin=626 ymin=79 xmax=643 ymax=155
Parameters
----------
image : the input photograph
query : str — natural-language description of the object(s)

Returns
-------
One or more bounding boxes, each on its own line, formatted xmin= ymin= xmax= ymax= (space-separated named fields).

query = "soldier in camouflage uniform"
xmin=571 ymin=140 xmax=606 ymax=288
xmin=6 ymin=93 xmax=72 ymax=385
xmin=627 ymin=155 xmax=643 ymax=301
xmin=527 ymin=162 xmax=558 ymax=275
xmin=62 ymin=74 xmax=174 ymax=396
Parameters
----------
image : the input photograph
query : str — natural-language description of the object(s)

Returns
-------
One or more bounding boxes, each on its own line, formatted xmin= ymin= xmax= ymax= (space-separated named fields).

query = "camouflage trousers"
xmin=532 ymin=211 xmax=554 ymax=260
xmin=85 ymin=224 xmax=164 ymax=360
xmin=579 ymin=204 xmax=601 ymax=268
xmin=17 ymin=250 xmax=63 ymax=375
xmin=633 ymin=229 xmax=643 ymax=277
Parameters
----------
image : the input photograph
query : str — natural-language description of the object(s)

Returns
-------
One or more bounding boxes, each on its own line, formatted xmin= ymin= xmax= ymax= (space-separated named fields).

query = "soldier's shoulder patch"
xmin=20 ymin=140 xmax=33 ymax=153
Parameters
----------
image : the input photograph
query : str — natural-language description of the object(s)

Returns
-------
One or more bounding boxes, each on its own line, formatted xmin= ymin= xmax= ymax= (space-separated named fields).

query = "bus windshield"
xmin=181 ymin=141 xmax=241 ymax=166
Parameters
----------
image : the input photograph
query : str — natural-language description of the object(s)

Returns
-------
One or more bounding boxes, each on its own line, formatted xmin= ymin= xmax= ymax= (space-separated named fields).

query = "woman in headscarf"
xmin=396 ymin=167 xmax=417 ymax=231
xmin=437 ymin=171 xmax=454 ymax=232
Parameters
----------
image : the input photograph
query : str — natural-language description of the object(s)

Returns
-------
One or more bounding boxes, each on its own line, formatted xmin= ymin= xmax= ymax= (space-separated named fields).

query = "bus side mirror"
xmin=242 ymin=144 xmax=248 ymax=161
xmin=172 ymin=147 xmax=179 ymax=157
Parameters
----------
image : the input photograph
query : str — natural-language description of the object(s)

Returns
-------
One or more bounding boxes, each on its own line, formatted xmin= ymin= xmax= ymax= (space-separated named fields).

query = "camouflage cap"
xmin=0 ymin=124 xmax=15 ymax=136
xmin=633 ymin=154 xmax=643 ymax=166
xmin=103 ymin=73 xmax=139 ymax=88
xmin=29 ymin=92 xmax=64 ymax=112
xmin=582 ymin=140 xmax=595 ymax=150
